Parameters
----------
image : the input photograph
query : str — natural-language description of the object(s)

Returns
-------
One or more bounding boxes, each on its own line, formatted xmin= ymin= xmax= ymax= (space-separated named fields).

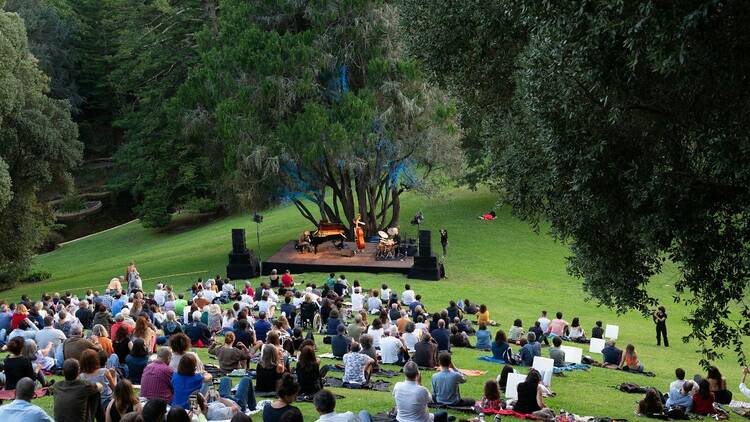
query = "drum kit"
xmin=376 ymin=227 xmax=404 ymax=260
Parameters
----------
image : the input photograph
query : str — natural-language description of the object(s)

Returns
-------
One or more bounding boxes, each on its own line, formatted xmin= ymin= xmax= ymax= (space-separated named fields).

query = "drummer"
xmin=389 ymin=227 xmax=401 ymax=245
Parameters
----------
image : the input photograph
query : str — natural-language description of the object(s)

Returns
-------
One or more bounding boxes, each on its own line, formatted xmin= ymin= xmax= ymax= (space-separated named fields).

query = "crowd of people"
xmin=0 ymin=265 xmax=745 ymax=421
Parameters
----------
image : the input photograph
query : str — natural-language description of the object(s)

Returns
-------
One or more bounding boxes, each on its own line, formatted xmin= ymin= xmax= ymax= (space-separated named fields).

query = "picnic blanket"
xmin=591 ymin=361 xmax=656 ymax=377
xmin=552 ymin=364 xmax=591 ymax=374
xmin=479 ymin=408 xmax=539 ymax=420
xmin=319 ymin=353 xmax=339 ymax=359
xmin=730 ymin=400 xmax=750 ymax=418
xmin=478 ymin=356 xmax=507 ymax=364
xmin=428 ymin=402 xmax=476 ymax=413
xmin=0 ymin=388 xmax=48 ymax=400
xmin=326 ymin=365 xmax=401 ymax=378
xmin=459 ymin=369 xmax=487 ymax=376
xmin=324 ymin=377 xmax=391 ymax=392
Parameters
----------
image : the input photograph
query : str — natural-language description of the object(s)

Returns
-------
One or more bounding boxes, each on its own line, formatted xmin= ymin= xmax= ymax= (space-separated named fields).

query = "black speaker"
xmin=408 ymin=255 xmax=442 ymax=280
xmin=232 ymin=229 xmax=247 ymax=253
xmin=418 ymin=230 xmax=432 ymax=257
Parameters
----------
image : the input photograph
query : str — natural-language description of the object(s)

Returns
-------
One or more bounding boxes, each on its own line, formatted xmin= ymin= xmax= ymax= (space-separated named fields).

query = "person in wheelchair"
xmin=298 ymin=295 xmax=321 ymax=329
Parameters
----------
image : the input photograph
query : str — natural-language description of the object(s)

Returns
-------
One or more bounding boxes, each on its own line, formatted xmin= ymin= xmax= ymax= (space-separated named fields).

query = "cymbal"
xmin=387 ymin=227 xmax=399 ymax=236
xmin=378 ymin=230 xmax=389 ymax=239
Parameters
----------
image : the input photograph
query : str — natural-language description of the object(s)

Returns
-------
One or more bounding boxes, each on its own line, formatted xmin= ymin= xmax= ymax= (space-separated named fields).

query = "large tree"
xmin=0 ymin=7 xmax=82 ymax=285
xmin=172 ymin=0 xmax=461 ymax=235
xmin=403 ymin=1 xmax=750 ymax=364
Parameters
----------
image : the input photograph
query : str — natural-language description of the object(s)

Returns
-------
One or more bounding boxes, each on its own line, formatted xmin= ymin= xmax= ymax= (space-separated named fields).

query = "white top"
xmin=379 ymin=336 xmax=403 ymax=364
xmin=202 ymin=289 xmax=217 ymax=302
xmin=740 ymin=382 xmax=750 ymax=399
xmin=537 ymin=317 xmax=551 ymax=332
xmin=316 ymin=412 xmax=361 ymax=422
xmin=403 ymin=332 xmax=419 ymax=352
xmin=402 ymin=290 xmax=416 ymax=305
xmin=367 ymin=297 xmax=381 ymax=313
xmin=153 ymin=289 xmax=167 ymax=306
xmin=381 ymin=288 xmax=391 ymax=300
xmin=367 ymin=327 xmax=384 ymax=348
xmin=350 ymin=293 xmax=364 ymax=312
xmin=393 ymin=380 xmax=433 ymax=422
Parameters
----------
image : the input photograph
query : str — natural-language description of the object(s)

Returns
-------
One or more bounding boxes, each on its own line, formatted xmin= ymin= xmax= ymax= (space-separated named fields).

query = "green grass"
xmin=8 ymin=187 xmax=749 ymax=419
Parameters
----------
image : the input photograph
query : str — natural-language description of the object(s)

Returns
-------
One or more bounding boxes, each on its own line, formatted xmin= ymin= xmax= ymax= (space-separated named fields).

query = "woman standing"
xmin=654 ymin=306 xmax=669 ymax=347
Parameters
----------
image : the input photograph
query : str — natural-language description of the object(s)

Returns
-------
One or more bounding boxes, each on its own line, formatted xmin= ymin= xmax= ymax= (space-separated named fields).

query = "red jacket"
xmin=11 ymin=313 xmax=27 ymax=330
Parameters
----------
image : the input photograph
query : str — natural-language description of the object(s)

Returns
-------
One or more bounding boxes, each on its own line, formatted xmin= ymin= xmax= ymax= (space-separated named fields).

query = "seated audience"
xmin=591 ymin=320 xmax=604 ymax=339
xmin=431 ymin=319 xmax=450 ymax=352
xmin=366 ymin=319 xmax=384 ymax=349
xmin=665 ymin=380 xmax=694 ymax=412
xmin=0 ymin=377 xmax=53 ymax=420
xmin=169 ymin=333 xmax=204 ymax=373
xmin=519 ymin=332 xmax=541 ymax=366
xmin=140 ymin=347 xmax=174 ymax=402
xmin=393 ymin=362 xmax=448 ymax=422
xmin=548 ymin=336 xmax=566 ymax=367
xmin=331 ymin=325 xmax=352 ymax=359
xmin=313 ymin=389 xmax=371 ymax=422
xmin=601 ymin=340 xmax=622 ymax=367
xmin=513 ymin=369 xmax=546 ymax=414
xmin=380 ymin=327 xmax=408 ymax=365
xmin=475 ymin=323 xmax=491 ymax=351
xmin=106 ymin=379 xmax=141 ymax=422
xmin=79 ymin=349 xmax=115 ymax=411
xmin=449 ymin=325 xmax=472 ymax=348
xmin=53 ymin=359 xmax=101 ymax=422
xmin=171 ymin=353 xmax=212 ymax=409
xmin=692 ymin=379 xmax=716 ymax=415
xmin=402 ymin=322 xmax=419 ymax=352
xmin=62 ymin=325 xmax=100 ymax=361
xmin=479 ymin=379 xmax=503 ymax=412
xmin=263 ymin=374 xmax=300 ymax=422
xmin=296 ymin=346 xmax=327 ymax=396
xmin=413 ymin=333 xmax=438 ymax=368
xmin=568 ymin=317 xmax=586 ymax=342
xmin=184 ymin=311 xmax=212 ymax=347
xmin=637 ymin=389 xmax=665 ymax=416
xmin=706 ymin=366 xmax=732 ymax=404
xmin=3 ymin=336 xmax=38 ymax=390
xmin=208 ymin=332 xmax=254 ymax=371
xmin=491 ymin=330 xmax=511 ymax=362
xmin=619 ymin=344 xmax=643 ymax=372
xmin=431 ymin=352 xmax=473 ymax=406
xmin=256 ymin=344 xmax=285 ymax=393
xmin=508 ymin=319 xmax=525 ymax=343
xmin=126 ymin=338 xmax=150 ymax=384
xmin=342 ymin=342 xmax=374 ymax=386
xmin=546 ymin=312 xmax=568 ymax=338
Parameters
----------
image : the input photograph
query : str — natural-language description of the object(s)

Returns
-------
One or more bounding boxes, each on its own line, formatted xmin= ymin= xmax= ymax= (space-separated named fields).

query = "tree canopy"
xmin=0 ymin=7 xmax=81 ymax=284
xmin=403 ymin=0 xmax=750 ymax=364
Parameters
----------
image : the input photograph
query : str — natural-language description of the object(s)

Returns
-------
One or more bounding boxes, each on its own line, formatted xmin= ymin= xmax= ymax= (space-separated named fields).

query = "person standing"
xmin=654 ymin=306 xmax=669 ymax=347
xmin=439 ymin=229 xmax=448 ymax=257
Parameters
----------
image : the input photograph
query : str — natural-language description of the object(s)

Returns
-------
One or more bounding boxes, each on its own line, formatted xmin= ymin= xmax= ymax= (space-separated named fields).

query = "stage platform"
xmin=261 ymin=241 xmax=413 ymax=276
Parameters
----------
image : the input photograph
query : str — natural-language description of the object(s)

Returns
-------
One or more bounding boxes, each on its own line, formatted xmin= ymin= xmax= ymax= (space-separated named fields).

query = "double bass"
xmin=354 ymin=214 xmax=366 ymax=253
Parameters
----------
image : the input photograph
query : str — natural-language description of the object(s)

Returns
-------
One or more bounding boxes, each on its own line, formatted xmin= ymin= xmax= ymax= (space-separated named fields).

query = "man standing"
xmin=431 ymin=352 xmax=473 ymax=407
xmin=53 ymin=359 xmax=102 ymax=422
xmin=394 ymin=362 xmax=448 ymax=422
xmin=0 ymin=377 xmax=54 ymax=421
xmin=439 ymin=229 xmax=448 ymax=257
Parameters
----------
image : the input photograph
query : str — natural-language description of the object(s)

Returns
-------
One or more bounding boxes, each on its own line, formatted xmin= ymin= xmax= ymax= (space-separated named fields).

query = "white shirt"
xmin=669 ymin=379 xmax=686 ymax=394
xmin=367 ymin=297 xmax=381 ymax=313
xmin=154 ymin=289 xmax=167 ymax=306
xmin=393 ymin=380 xmax=433 ymax=422
xmin=316 ymin=412 xmax=361 ymax=422
xmin=379 ymin=336 xmax=403 ymax=364
xmin=740 ymin=382 xmax=750 ymax=399
xmin=537 ymin=317 xmax=551 ymax=332
xmin=202 ymin=289 xmax=217 ymax=302
xmin=403 ymin=332 xmax=419 ymax=352
xmin=367 ymin=327 xmax=384 ymax=348
xmin=222 ymin=283 xmax=235 ymax=294
xmin=381 ymin=288 xmax=391 ymax=300
xmin=258 ymin=300 xmax=274 ymax=314
xmin=350 ymin=293 xmax=364 ymax=312
xmin=402 ymin=290 xmax=416 ymax=305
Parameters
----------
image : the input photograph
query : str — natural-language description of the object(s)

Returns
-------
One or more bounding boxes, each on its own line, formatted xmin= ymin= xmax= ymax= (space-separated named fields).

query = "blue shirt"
xmin=408 ymin=301 xmax=422 ymax=314
xmin=0 ymin=312 xmax=12 ymax=332
xmin=111 ymin=298 xmax=126 ymax=316
xmin=475 ymin=329 xmax=491 ymax=350
xmin=171 ymin=373 xmax=204 ymax=409
xmin=431 ymin=328 xmax=451 ymax=352
xmin=491 ymin=341 xmax=510 ymax=360
xmin=254 ymin=319 xmax=272 ymax=342
xmin=519 ymin=341 xmax=541 ymax=366
xmin=0 ymin=399 xmax=54 ymax=422
xmin=601 ymin=346 xmax=622 ymax=365
xmin=431 ymin=369 xmax=466 ymax=405
xmin=666 ymin=386 xmax=693 ymax=411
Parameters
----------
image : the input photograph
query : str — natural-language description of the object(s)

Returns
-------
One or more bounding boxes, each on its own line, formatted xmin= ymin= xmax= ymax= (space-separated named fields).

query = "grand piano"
xmin=311 ymin=222 xmax=347 ymax=253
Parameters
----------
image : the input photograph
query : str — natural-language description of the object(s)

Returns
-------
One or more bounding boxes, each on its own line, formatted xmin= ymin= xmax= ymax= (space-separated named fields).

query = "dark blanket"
xmin=298 ymin=393 xmax=345 ymax=402
xmin=324 ymin=377 xmax=391 ymax=392
xmin=427 ymin=402 xmax=476 ymax=413
xmin=327 ymin=365 xmax=400 ymax=378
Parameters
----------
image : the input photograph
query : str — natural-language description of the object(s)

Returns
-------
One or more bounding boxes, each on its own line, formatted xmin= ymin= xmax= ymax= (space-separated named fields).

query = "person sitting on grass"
xmin=706 ymin=365 xmax=732 ymax=404
xmin=546 ymin=312 xmax=569 ymax=339
xmin=313 ymin=389 xmax=371 ymax=422
xmin=126 ymin=338 xmax=150 ymax=385
xmin=548 ymin=336 xmax=566 ymax=367
xmin=106 ymin=379 xmax=142 ymax=422
xmin=637 ymin=389 xmax=665 ymax=416
xmin=475 ymin=323 xmax=492 ymax=351
xmin=665 ymin=380 xmax=694 ymax=412
xmin=568 ymin=317 xmax=587 ymax=343
xmin=331 ymin=324 xmax=352 ymax=359
xmin=358 ymin=334 xmax=379 ymax=373
xmin=692 ymin=379 xmax=716 ymax=415
xmin=431 ymin=352 xmax=474 ymax=407
xmin=256 ymin=343 xmax=286 ymax=394
xmin=431 ymin=319 xmax=451 ymax=352
xmin=601 ymin=339 xmax=622 ymax=368
xmin=380 ymin=327 xmax=409 ymax=366
xmin=619 ymin=344 xmax=644 ymax=372
xmin=0 ymin=377 xmax=53 ymax=420
xmin=184 ymin=311 xmax=212 ymax=347
xmin=520 ymin=332 xmax=541 ymax=366
xmin=508 ymin=319 xmax=525 ymax=344
xmin=52 ymin=359 xmax=102 ymax=422
xmin=171 ymin=353 xmax=212 ymax=410
xmin=326 ymin=310 xmax=343 ymax=336
xmin=263 ymin=374 xmax=300 ymax=422
xmin=140 ymin=347 xmax=174 ymax=402
xmin=591 ymin=320 xmax=604 ymax=339
xmin=512 ymin=369 xmax=547 ymax=415
xmin=449 ymin=325 xmax=472 ymax=348
xmin=479 ymin=379 xmax=503 ymax=412
xmin=342 ymin=342 xmax=374 ymax=387
xmin=296 ymin=346 xmax=328 ymax=397
xmin=491 ymin=330 xmax=512 ymax=362
xmin=208 ymin=331 xmax=254 ymax=371
xmin=393 ymin=362 xmax=449 ymax=422
xmin=367 ymin=291 xmax=381 ymax=313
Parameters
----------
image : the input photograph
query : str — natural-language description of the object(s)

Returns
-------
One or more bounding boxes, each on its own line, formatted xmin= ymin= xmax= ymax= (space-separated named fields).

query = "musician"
xmin=298 ymin=230 xmax=312 ymax=253
xmin=353 ymin=214 xmax=366 ymax=254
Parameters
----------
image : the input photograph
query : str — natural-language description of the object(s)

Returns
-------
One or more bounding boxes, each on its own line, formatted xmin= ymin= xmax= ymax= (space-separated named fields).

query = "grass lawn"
xmin=6 ymin=187 xmax=748 ymax=419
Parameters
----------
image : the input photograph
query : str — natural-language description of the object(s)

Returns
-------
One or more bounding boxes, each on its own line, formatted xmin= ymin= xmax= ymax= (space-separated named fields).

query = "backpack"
xmin=618 ymin=382 xmax=647 ymax=394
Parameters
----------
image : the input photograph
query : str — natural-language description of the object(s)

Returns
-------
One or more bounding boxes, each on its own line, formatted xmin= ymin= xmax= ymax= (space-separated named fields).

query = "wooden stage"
xmin=261 ymin=241 xmax=413 ymax=276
